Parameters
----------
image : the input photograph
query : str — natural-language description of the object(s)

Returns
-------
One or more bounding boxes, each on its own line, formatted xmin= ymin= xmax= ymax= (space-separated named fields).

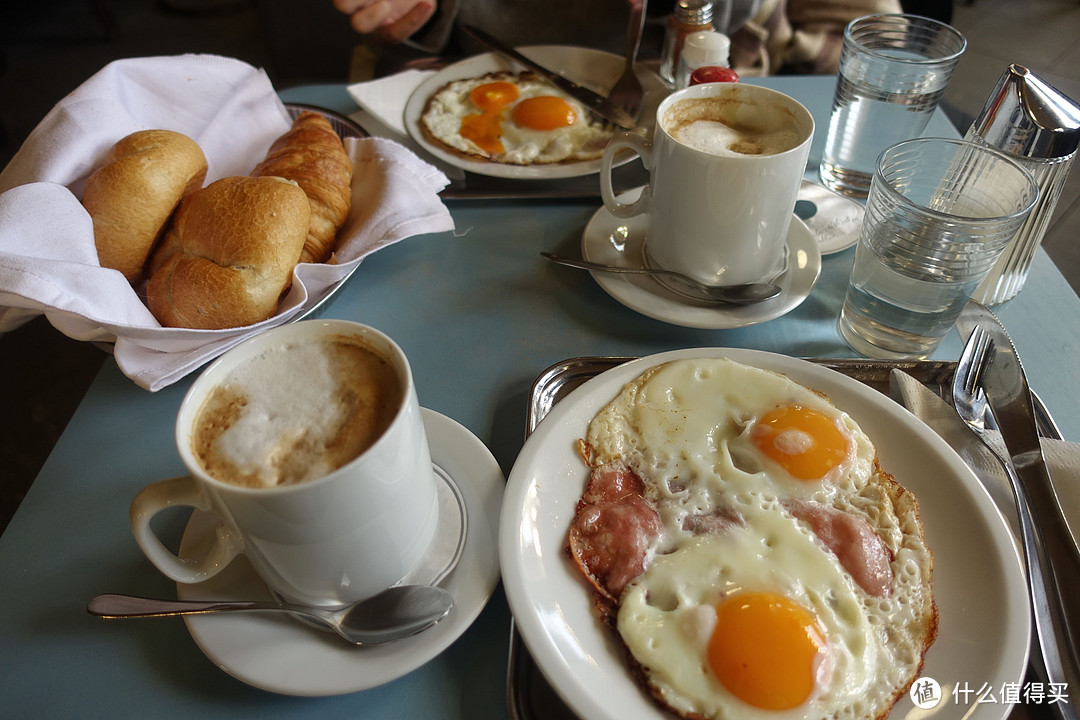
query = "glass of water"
xmin=839 ymin=138 xmax=1038 ymax=360
xmin=819 ymin=14 xmax=967 ymax=198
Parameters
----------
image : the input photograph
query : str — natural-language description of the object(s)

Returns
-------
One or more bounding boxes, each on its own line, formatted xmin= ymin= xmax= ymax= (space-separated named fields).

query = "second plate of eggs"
xmin=404 ymin=45 xmax=668 ymax=179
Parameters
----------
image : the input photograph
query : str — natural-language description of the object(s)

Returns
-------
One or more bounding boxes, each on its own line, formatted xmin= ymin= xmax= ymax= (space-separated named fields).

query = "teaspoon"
xmin=87 ymin=584 xmax=453 ymax=646
xmin=541 ymin=253 xmax=782 ymax=304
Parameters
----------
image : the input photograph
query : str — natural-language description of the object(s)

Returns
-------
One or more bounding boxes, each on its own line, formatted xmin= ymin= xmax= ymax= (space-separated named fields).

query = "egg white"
xmin=586 ymin=358 xmax=877 ymax=548
xmin=420 ymin=72 xmax=613 ymax=165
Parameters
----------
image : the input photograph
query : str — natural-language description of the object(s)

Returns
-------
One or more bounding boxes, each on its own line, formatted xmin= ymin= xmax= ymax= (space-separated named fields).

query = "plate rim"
xmin=402 ymin=45 xmax=665 ymax=180
xmin=500 ymin=347 xmax=1030 ymax=720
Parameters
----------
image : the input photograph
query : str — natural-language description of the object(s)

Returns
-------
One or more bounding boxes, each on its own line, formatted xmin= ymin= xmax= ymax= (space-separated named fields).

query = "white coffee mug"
xmin=130 ymin=320 xmax=438 ymax=607
xmin=601 ymin=82 xmax=814 ymax=287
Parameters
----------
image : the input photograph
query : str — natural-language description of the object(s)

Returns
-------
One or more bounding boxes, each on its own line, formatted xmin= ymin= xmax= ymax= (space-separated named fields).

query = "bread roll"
xmin=146 ymin=176 xmax=310 ymax=330
xmin=83 ymin=129 xmax=207 ymax=282
xmin=252 ymin=111 xmax=352 ymax=264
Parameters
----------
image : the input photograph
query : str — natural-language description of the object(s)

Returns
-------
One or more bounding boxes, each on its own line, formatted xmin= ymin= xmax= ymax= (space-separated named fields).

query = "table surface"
xmin=2 ymin=74 xmax=1077 ymax=719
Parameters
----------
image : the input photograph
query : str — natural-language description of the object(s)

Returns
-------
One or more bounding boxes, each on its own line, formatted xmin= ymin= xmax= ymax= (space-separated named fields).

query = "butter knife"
xmin=956 ymin=302 xmax=1080 ymax=710
xmin=460 ymin=25 xmax=638 ymax=130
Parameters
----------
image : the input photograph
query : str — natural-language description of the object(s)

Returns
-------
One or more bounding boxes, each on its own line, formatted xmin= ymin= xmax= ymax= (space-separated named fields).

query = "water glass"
xmin=839 ymin=138 xmax=1038 ymax=360
xmin=819 ymin=14 xmax=966 ymax=198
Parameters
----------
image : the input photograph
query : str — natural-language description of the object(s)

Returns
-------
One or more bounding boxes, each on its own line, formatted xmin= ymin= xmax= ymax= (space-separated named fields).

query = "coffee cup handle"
xmin=601 ymin=132 xmax=652 ymax=218
xmin=130 ymin=476 xmax=244 ymax=584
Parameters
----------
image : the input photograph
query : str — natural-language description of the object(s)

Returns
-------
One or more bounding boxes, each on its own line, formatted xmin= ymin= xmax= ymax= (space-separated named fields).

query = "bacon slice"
xmin=569 ymin=465 xmax=663 ymax=603
xmin=785 ymin=499 xmax=894 ymax=597
xmin=580 ymin=465 xmax=647 ymax=506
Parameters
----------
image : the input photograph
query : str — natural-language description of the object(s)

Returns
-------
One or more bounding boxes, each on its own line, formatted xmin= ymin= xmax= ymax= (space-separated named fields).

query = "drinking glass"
xmin=819 ymin=14 xmax=966 ymax=198
xmin=839 ymin=138 xmax=1038 ymax=360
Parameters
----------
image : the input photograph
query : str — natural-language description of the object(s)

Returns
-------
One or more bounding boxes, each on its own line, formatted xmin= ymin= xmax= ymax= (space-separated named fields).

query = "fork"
xmin=606 ymin=0 xmax=648 ymax=124
xmin=954 ymin=326 xmax=1080 ymax=714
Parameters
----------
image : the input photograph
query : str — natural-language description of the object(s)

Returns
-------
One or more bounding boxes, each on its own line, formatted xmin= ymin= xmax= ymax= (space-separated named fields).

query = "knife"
xmin=956 ymin=302 xmax=1080 ymax=710
xmin=460 ymin=25 xmax=638 ymax=130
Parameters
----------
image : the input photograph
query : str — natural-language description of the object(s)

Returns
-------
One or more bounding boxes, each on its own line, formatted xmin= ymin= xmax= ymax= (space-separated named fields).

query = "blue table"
xmin=1 ymin=75 xmax=1077 ymax=719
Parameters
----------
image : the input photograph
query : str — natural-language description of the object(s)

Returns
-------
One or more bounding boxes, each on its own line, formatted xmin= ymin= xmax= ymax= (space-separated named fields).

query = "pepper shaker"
xmin=966 ymin=64 xmax=1080 ymax=305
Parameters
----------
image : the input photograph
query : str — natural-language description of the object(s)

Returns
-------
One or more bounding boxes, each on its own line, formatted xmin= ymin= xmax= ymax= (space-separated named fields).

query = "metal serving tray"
xmin=506 ymin=355 xmax=1061 ymax=720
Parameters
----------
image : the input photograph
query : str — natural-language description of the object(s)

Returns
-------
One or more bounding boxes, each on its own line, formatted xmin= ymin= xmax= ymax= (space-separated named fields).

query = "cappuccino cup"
xmin=130 ymin=320 xmax=438 ymax=607
xmin=601 ymin=83 xmax=814 ymax=287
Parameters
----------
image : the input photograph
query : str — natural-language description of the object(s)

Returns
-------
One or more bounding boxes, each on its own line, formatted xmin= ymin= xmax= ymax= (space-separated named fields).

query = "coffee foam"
xmin=663 ymin=96 xmax=802 ymax=157
xmin=192 ymin=336 xmax=402 ymax=489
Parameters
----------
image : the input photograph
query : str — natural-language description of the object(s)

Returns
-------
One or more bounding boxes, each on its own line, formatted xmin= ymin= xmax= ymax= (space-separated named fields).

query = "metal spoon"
xmin=541 ymin=253 xmax=783 ymax=304
xmin=87 ymin=584 xmax=453 ymax=646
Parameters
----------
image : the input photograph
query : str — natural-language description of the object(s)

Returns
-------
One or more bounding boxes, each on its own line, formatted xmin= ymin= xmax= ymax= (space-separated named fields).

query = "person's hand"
xmin=333 ymin=0 xmax=436 ymax=43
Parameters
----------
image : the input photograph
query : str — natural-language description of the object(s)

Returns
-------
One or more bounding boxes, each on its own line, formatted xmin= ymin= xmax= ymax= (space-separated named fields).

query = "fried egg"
xmin=586 ymin=358 xmax=878 ymax=544
xmin=619 ymin=512 xmax=913 ymax=720
xmin=420 ymin=72 xmax=614 ymax=165
xmin=577 ymin=357 xmax=936 ymax=720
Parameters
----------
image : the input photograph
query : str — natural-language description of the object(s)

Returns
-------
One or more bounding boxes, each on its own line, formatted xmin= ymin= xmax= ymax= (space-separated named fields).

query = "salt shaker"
xmin=675 ymin=31 xmax=730 ymax=90
xmin=966 ymin=64 xmax=1080 ymax=305
xmin=659 ymin=0 xmax=714 ymax=86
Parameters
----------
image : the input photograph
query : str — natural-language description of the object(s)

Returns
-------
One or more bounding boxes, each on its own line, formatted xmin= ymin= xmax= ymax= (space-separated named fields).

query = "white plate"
xmin=581 ymin=190 xmax=822 ymax=329
xmin=501 ymin=348 xmax=1029 ymax=720
xmin=403 ymin=46 xmax=668 ymax=179
xmin=177 ymin=408 xmax=502 ymax=697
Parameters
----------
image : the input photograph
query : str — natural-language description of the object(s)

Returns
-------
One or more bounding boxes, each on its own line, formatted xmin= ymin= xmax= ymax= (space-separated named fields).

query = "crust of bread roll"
xmin=145 ymin=176 xmax=310 ymax=330
xmin=252 ymin=111 xmax=352 ymax=264
xmin=83 ymin=129 xmax=207 ymax=282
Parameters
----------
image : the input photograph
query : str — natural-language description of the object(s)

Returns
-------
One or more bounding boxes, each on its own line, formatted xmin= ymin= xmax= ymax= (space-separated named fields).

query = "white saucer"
xmin=795 ymin=179 xmax=864 ymax=255
xmin=581 ymin=188 xmax=822 ymax=329
xmin=176 ymin=408 xmax=503 ymax=697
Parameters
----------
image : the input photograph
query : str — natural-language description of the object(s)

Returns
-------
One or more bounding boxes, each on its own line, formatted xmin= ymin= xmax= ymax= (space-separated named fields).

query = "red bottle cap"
xmin=689 ymin=66 xmax=740 ymax=85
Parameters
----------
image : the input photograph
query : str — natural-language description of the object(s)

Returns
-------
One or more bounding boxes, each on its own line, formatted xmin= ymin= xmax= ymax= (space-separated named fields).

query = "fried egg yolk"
xmin=750 ymin=405 xmax=850 ymax=481
xmin=469 ymin=81 xmax=519 ymax=110
xmin=460 ymin=82 xmax=519 ymax=155
xmin=512 ymin=96 xmax=578 ymax=130
xmin=458 ymin=82 xmax=579 ymax=155
xmin=708 ymin=591 xmax=825 ymax=710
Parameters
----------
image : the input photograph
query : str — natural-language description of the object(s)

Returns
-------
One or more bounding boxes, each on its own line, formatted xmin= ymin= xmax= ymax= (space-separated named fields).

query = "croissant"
xmin=251 ymin=111 xmax=353 ymax=264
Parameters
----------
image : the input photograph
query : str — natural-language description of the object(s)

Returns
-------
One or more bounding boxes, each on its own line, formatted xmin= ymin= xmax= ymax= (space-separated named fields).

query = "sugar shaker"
xmin=966 ymin=64 xmax=1080 ymax=305
xmin=659 ymin=0 xmax=714 ymax=86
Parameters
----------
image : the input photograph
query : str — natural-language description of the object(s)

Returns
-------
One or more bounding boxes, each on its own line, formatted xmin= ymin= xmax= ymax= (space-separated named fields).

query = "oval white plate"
xmin=403 ymin=45 xmax=667 ymax=180
xmin=177 ymin=408 xmax=502 ymax=696
xmin=501 ymin=348 xmax=1029 ymax=720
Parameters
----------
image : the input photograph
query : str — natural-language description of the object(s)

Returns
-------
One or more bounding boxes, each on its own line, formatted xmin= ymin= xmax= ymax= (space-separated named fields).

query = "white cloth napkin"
xmin=890 ymin=369 xmax=1080 ymax=550
xmin=345 ymin=70 xmax=465 ymax=182
xmin=0 ymin=54 xmax=454 ymax=391
xmin=347 ymin=69 xmax=434 ymax=137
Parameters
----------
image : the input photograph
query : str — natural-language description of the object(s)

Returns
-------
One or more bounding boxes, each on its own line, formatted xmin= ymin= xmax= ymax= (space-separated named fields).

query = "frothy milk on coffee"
xmin=192 ymin=336 xmax=402 ymax=488
xmin=663 ymin=96 xmax=803 ymax=157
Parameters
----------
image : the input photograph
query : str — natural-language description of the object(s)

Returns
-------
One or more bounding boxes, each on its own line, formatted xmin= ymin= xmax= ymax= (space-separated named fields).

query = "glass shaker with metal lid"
xmin=659 ymin=0 xmax=714 ymax=86
xmin=966 ymin=64 xmax=1080 ymax=305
